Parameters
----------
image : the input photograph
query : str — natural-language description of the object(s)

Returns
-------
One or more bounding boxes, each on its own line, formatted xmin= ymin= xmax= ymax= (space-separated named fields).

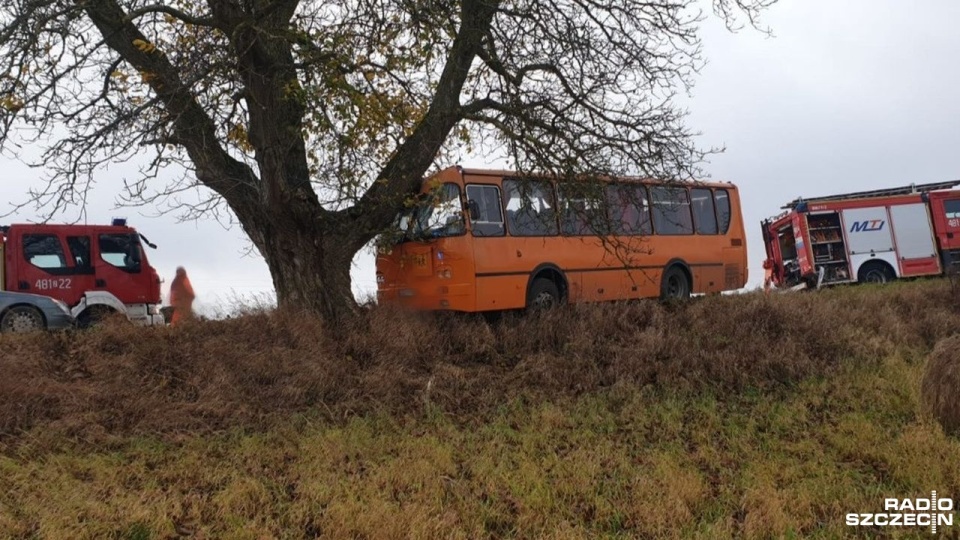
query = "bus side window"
xmin=650 ymin=186 xmax=694 ymax=235
xmin=465 ymin=184 xmax=505 ymax=237
xmin=559 ymin=183 xmax=606 ymax=236
xmin=503 ymin=179 xmax=559 ymax=236
xmin=605 ymin=184 xmax=652 ymax=235
xmin=714 ymin=189 xmax=731 ymax=234
xmin=691 ymin=188 xmax=718 ymax=235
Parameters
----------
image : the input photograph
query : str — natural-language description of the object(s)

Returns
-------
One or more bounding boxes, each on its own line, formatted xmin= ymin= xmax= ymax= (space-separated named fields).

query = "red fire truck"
xmin=0 ymin=219 xmax=165 ymax=327
xmin=762 ymin=180 xmax=960 ymax=289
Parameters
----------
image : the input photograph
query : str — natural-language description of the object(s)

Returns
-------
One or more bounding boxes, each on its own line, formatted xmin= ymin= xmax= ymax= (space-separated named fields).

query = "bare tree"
xmin=0 ymin=0 xmax=775 ymax=320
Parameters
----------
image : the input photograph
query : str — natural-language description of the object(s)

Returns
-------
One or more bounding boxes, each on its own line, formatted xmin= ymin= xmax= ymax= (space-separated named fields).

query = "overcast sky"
xmin=2 ymin=0 xmax=958 ymax=313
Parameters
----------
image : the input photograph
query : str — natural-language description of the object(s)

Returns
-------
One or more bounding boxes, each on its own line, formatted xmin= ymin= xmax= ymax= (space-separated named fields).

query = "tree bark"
xmin=227 ymin=190 xmax=360 ymax=321
xmin=258 ymin=223 xmax=360 ymax=321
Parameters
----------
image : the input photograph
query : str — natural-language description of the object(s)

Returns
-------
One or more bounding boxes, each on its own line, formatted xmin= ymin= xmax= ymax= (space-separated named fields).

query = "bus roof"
xmin=454 ymin=167 xmax=736 ymax=189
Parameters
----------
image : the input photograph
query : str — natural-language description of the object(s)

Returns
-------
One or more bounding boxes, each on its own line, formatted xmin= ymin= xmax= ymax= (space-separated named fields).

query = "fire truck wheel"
xmin=77 ymin=305 xmax=115 ymax=329
xmin=660 ymin=265 xmax=691 ymax=301
xmin=1 ymin=306 xmax=46 ymax=333
xmin=527 ymin=278 xmax=561 ymax=311
xmin=858 ymin=261 xmax=894 ymax=284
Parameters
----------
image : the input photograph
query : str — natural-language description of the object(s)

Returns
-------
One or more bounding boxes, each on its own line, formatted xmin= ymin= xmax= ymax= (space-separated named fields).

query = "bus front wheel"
xmin=660 ymin=266 xmax=691 ymax=301
xmin=527 ymin=278 xmax=561 ymax=311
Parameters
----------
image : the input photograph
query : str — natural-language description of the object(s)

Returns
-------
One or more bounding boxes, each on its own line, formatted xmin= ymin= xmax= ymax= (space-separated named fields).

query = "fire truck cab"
xmin=762 ymin=180 xmax=960 ymax=289
xmin=0 ymin=220 xmax=164 ymax=326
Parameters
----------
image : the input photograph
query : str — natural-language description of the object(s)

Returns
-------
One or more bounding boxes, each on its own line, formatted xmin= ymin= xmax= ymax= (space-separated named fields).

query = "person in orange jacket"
xmin=762 ymin=258 xmax=776 ymax=295
xmin=169 ymin=266 xmax=196 ymax=325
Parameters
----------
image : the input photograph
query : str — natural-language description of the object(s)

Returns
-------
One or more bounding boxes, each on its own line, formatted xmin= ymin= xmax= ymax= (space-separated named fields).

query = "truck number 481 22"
xmin=35 ymin=278 xmax=72 ymax=290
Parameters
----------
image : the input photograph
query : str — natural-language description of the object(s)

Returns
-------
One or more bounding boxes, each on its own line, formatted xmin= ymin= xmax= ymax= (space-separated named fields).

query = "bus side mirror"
xmin=467 ymin=200 xmax=480 ymax=221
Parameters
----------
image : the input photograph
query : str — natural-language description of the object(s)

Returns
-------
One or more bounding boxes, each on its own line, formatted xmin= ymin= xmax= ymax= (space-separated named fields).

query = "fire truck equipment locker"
xmin=841 ymin=206 xmax=897 ymax=280
xmin=889 ymin=203 xmax=941 ymax=276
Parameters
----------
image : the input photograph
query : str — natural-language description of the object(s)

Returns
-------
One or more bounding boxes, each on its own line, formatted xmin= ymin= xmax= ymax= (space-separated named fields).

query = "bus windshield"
xmin=394 ymin=183 xmax=464 ymax=243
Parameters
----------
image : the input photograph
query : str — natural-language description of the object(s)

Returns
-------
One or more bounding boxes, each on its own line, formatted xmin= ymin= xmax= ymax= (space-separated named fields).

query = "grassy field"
xmin=2 ymin=280 xmax=960 ymax=538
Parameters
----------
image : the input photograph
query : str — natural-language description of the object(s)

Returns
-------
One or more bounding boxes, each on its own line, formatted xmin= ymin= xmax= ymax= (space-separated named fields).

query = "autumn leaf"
xmin=0 ymin=94 xmax=24 ymax=113
xmin=132 ymin=38 xmax=156 ymax=54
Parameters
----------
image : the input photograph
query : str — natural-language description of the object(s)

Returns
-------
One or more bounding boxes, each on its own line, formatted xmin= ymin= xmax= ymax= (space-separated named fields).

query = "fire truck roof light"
xmin=112 ymin=218 xmax=127 ymax=226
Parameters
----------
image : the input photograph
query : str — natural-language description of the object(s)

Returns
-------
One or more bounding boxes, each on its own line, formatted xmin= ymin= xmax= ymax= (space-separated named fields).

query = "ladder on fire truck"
xmin=782 ymin=180 xmax=960 ymax=210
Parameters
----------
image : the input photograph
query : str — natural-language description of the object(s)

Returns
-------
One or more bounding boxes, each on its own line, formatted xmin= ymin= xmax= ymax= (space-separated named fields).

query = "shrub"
xmin=921 ymin=334 xmax=960 ymax=436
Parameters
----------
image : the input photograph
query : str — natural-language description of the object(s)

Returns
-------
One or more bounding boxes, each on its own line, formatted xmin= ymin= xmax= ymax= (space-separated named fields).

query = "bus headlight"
xmin=438 ymin=268 xmax=452 ymax=279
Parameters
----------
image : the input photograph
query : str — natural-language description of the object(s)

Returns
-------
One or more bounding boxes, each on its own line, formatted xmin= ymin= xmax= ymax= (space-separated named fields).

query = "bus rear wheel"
xmin=527 ymin=278 xmax=561 ymax=311
xmin=660 ymin=266 xmax=691 ymax=301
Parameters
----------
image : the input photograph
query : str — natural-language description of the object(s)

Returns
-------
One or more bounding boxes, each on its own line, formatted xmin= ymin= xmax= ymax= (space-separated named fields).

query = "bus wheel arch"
xmin=857 ymin=260 xmax=896 ymax=284
xmin=525 ymin=264 xmax=568 ymax=309
xmin=660 ymin=260 xmax=692 ymax=300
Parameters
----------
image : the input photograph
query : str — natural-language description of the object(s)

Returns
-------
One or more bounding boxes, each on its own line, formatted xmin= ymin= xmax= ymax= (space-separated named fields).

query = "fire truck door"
xmin=889 ymin=203 xmax=941 ymax=276
xmin=791 ymin=212 xmax=813 ymax=276
xmin=934 ymin=197 xmax=960 ymax=251
xmin=93 ymin=232 xmax=149 ymax=304
xmin=842 ymin=206 xmax=897 ymax=278
xmin=843 ymin=207 xmax=894 ymax=254
xmin=17 ymin=233 xmax=86 ymax=306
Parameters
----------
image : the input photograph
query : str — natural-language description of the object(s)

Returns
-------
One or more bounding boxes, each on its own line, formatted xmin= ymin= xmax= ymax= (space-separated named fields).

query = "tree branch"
xmin=82 ymin=0 xmax=260 ymax=210
xmin=124 ymin=4 xmax=219 ymax=29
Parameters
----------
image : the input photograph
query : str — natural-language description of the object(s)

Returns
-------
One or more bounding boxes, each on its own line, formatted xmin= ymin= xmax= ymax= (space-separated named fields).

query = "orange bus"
xmin=375 ymin=166 xmax=748 ymax=311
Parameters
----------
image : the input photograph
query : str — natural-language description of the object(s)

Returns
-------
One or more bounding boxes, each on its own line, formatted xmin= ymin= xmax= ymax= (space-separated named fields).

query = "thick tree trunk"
xmin=247 ymin=208 xmax=362 ymax=321
xmin=265 ymin=240 xmax=358 ymax=321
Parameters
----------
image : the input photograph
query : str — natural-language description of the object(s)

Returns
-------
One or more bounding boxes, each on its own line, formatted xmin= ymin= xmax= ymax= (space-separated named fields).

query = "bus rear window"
xmin=691 ymin=188 xmax=718 ymax=235
xmin=714 ymin=189 xmax=731 ymax=234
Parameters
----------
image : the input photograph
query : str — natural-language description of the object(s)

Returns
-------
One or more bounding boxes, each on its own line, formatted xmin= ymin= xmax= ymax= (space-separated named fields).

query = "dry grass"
xmin=1 ymin=279 xmax=959 ymax=538
xmin=2 ymin=278 xmax=955 ymax=441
